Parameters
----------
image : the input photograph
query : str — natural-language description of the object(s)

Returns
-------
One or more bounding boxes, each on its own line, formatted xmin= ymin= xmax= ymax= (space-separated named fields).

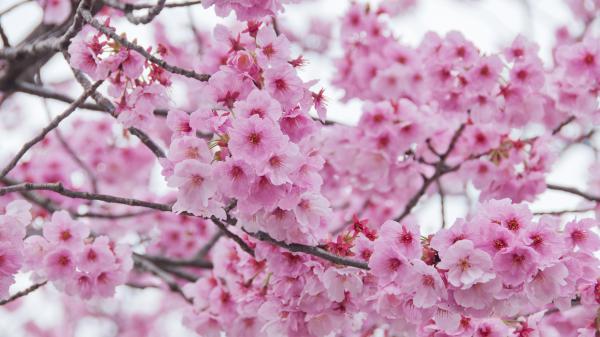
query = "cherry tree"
xmin=1 ymin=0 xmax=600 ymax=336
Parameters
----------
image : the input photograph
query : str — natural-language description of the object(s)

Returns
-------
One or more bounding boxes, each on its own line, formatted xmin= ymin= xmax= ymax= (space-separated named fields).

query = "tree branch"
xmin=132 ymin=254 xmax=193 ymax=303
xmin=194 ymin=231 xmax=223 ymax=259
xmin=247 ymin=230 xmax=370 ymax=270
xmin=0 ymin=281 xmax=47 ymax=306
xmin=80 ymin=8 xmax=210 ymax=82
xmin=0 ymin=182 xmax=371 ymax=270
xmin=14 ymin=81 xmax=169 ymax=116
xmin=0 ymin=0 xmax=89 ymax=60
xmin=65 ymin=59 xmax=167 ymax=158
xmin=546 ymin=183 xmax=600 ymax=203
xmin=124 ymin=0 xmax=166 ymax=25
xmin=210 ymin=216 xmax=255 ymax=257
xmin=0 ymin=80 xmax=103 ymax=179
xmin=0 ymin=0 xmax=33 ymax=17
xmin=394 ymin=123 xmax=466 ymax=222
xmin=103 ymin=0 xmax=202 ymax=10
xmin=14 ymin=81 xmax=105 ymax=111
xmin=552 ymin=115 xmax=576 ymax=135
xmin=0 ymin=182 xmax=172 ymax=211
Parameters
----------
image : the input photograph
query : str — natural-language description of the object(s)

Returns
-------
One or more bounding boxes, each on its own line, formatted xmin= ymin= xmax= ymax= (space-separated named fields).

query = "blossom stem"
xmin=80 ymin=8 xmax=211 ymax=82
xmin=0 ymin=281 xmax=47 ymax=306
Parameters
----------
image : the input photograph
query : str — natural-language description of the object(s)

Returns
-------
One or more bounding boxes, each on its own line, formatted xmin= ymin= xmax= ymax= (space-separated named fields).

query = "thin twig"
xmin=80 ymin=9 xmax=210 ymax=82
xmin=0 ymin=80 xmax=103 ymax=179
xmin=65 ymin=59 xmax=167 ymax=158
xmin=14 ymin=81 xmax=105 ymax=111
xmin=0 ymin=182 xmax=172 ymax=211
xmin=0 ymin=0 xmax=89 ymax=59
xmin=0 ymin=182 xmax=371 ymax=270
xmin=533 ymin=207 xmax=596 ymax=216
xmin=210 ymin=216 xmax=255 ymax=257
xmin=14 ymin=81 xmax=169 ymax=116
xmin=394 ymin=123 xmax=466 ymax=222
xmin=552 ymin=115 xmax=576 ymax=135
xmin=546 ymin=183 xmax=600 ymax=202
xmin=0 ymin=0 xmax=33 ymax=17
xmin=248 ymin=231 xmax=370 ymax=270
xmin=75 ymin=209 xmax=157 ymax=219
xmin=124 ymin=0 xmax=166 ymax=24
xmin=194 ymin=231 xmax=223 ymax=259
xmin=103 ymin=0 xmax=202 ymax=10
xmin=143 ymin=254 xmax=213 ymax=269
xmin=436 ymin=179 xmax=447 ymax=228
xmin=0 ymin=21 xmax=9 ymax=47
xmin=39 ymin=76 xmax=99 ymax=194
xmin=132 ymin=254 xmax=193 ymax=303
xmin=0 ymin=281 xmax=47 ymax=306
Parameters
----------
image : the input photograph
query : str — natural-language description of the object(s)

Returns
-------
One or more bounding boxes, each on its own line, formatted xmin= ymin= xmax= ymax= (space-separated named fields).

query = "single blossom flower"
xmin=493 ymin=244 xmax=539 ymax=286
xmin=437 ymin=239 xmax=495 ymax=289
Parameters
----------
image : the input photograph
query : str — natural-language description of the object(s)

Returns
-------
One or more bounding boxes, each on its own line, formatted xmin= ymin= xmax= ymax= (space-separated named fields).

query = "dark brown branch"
xmin=0 ymin=0 xmax=89 ymax=60
xmin=76 ymin=209 xmax=157 ymax=219
xmin=14 ymin=81 xmax=105 ymax=111
xmin=39 ymin=77 xmax=99 ymax=194
xmin=248 ymin=230 xmax=370 ymax=270
xmin=132 ymin=254 xmax=193 ymax=303
xmin=0 ymin=182 xmax=370 ymax=270
xmin=533 ymin=207 xmax=596 ymax=216
xmin=546 ymin=183 xmax=600 ymax=202
xmin=66 ymin=60 xmax=167 ymax=158
xmin=394 ymin=123 xmax=466 ymax=222
xmin=194 ymin=231 xmax=223 ymax=259
xmin=0 ymin=281 xmax=47 ymax=305
xmin=143 ymin=254 xmax=213 ymax=269
xmin=0 ymin=182 xmax=173 ymax=211
xmin=210 ymin=216 xmax=255 ymax=257
xmin=436 ymin=179 xmax=447 ymax=228
xmin=124 ymin=0 xmax=166 ymax=24
xmin=0 ymin=176 xmax=154 ymax=219
xmin=0 ymin=177 xmax=61 ymax=213
xmin=0 ymin=80 xmax=103 ymax=179
xmin=80 ymin=9 xmax=210 ymax=82
xmin=14 ymin=81 xmax=169 ymax=116
xmin=0 ymin=0 xmax=33 ymax=17
xmin=128 ymin=127 xmax=166 ymax=158
xmin=103 ymin=0 xmax=202 ymax=10
xmin=0 ymin=21 xmax=9 ymax=47
xmin=552 ymin=115 xmax=576 ymax=135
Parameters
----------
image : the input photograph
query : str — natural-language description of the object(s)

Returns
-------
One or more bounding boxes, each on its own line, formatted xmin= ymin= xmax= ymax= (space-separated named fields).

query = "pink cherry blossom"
xmin=378 ymin=220 xmax=422 ymax=259
xmin=564 ymin=219 xmax=600 ymax=253
xmin=168 ymin=160 xmax=218 ymax=215
xmin=437 ymin=239 xmax=495 ymax=289
xmin=228 ymin=115 xmax=286 ymax=164
xmin=369 ymin=241 xmax=409 ymax=285
xmin=43 ymin=211 xmax=90 ymax=250
xmin=492 ymin=245 xmax=538 ymax=286
xmin=403 ymin=259 xmax=447 ymax=308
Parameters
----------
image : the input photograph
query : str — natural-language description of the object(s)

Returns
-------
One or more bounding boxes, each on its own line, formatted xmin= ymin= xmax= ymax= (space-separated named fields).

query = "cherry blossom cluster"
xmin=0 ymin=200 xmax=31 ymax=299
xmin=69 ymin=23 xmax=170 ymax=128
xmin=22 ymin=210 xmax=132 ymax=299
xmin=4 ymin=0 xmax=600 ymax=336
xmin=316 ymin=2 xmax=600 ymax=225
xmin=178 ymin=199 xmax=600 ymax=336
xmin=202 ymin=0 xmax=300 ymax=20
xmin=162 ymin=22 xmax=330 ymax=245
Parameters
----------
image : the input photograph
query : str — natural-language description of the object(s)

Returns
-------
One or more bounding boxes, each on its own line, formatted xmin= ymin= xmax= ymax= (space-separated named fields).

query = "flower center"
xmin=388 ymin=258 xmax=402 ymax=271
xmin=247 ymin=132 xmax=262 ymax=145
